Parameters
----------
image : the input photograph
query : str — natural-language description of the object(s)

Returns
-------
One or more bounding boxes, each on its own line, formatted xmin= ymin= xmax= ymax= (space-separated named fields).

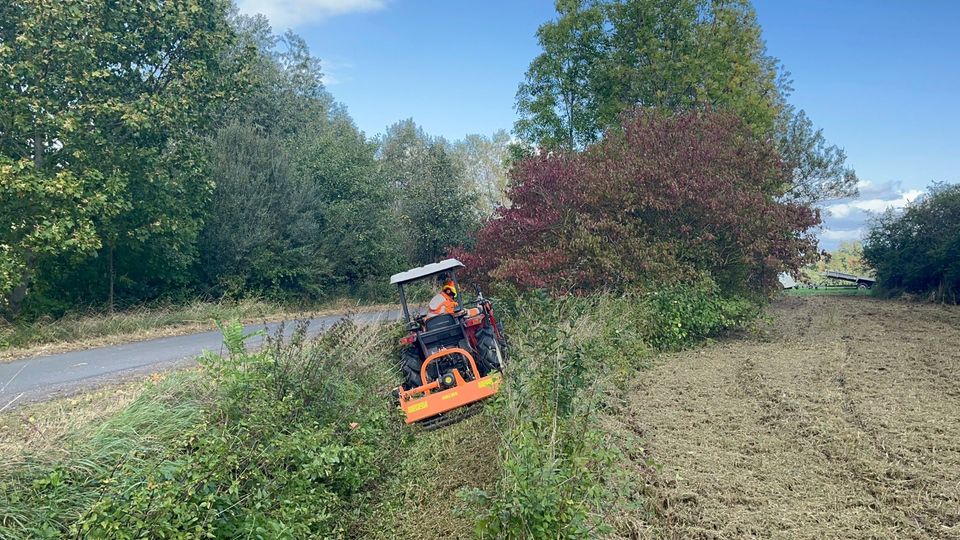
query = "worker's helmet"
xmin=442 ymin=280 xmax=457 ymax=296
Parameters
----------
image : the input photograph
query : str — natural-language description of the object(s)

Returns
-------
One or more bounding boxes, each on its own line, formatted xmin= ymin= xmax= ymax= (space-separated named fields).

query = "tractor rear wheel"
xmin=476 ymin=327 xmax=505 ymax=374
xmin=400 ymin=347 xmax=423 ymax=390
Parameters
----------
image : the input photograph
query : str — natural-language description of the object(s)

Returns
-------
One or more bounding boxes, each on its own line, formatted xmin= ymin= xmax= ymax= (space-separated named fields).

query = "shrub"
xmin=454 ymin=110 xmax=820 ymax=297
xmin=641 ymin=276 xmax=759 ymax=350
xmin=863 ymin=182 xmax=960 ymax=303
xmin=471 ymin=295 xmax=627 ymax=539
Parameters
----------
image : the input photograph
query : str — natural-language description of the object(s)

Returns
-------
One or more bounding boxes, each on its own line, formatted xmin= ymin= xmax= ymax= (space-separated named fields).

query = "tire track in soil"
xmin=608 ymin=296 xmax=960 ymax=540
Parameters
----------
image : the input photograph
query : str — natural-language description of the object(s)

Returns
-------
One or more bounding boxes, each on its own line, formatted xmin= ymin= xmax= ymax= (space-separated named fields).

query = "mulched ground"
xmin=610 ymin=296 xmax=960 ymax=539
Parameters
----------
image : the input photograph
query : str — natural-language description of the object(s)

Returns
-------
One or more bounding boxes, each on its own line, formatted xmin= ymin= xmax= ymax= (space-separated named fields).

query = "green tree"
xmin=515 ymin=0 xmax=609 ymax=150
xmin=200 ymin=124 xmax=327 ymax=297
xmin=452 ymin=130 xmax=513 ymax=215
xmin=863 ymin=183 xmax=960 ymax=303
xmin=0 ymin=160 xmax=122 ymax=315
xmin=1 ymin=0 xmax=244 ymax=314
xmin=379 ymin=120 xmax=480 ymax=265
xmin=516 ymin=0 xmax=857 ymax=203
xmin=203 ymin=17 xmax=398 ymax=299
xmin=776 ymin=106 xmax=858 ymax=204
xmin=225 ymin=14 xmax=337 ymax=138
xmin=293 ymin=111 xmax=398 ymax=296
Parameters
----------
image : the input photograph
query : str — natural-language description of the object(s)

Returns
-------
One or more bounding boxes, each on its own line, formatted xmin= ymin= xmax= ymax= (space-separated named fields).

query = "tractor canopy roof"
xmin=390 ymin=258 xmax=464 ymax=286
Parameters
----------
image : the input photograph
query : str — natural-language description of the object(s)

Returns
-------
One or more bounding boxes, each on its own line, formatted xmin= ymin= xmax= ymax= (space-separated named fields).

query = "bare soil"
xmin=613 ymin=296 xmax=960 ymax=539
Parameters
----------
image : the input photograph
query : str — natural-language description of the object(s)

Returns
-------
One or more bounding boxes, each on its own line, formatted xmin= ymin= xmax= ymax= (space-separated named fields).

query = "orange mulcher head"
xmin=397 ymin=347 xmax=501 ymax=428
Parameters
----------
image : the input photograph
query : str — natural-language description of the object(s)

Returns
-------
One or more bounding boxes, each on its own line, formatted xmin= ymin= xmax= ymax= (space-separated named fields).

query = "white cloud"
xmin=319 ymin=59 xmax=353 ymax=86
xmin=824 ymin=185 xmax=922 ymax=219
xmin=821 ymin=228 xmax=864 ymax=242
xmin=238 ymin=0 xmax=387 ymax=29
xmin=817 ymin=180 xmax=927 ymax=250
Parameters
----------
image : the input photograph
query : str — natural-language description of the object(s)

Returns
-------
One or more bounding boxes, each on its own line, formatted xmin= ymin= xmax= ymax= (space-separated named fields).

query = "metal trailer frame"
xmin=823 ymin=270 xmax=876 ymax=289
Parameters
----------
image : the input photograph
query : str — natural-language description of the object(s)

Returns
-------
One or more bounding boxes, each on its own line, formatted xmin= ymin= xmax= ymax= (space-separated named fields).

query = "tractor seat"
xmin=419 ymin=314 xmax=464 ymax=350
xmin=424 ymin=313 xmax=457 ymax=331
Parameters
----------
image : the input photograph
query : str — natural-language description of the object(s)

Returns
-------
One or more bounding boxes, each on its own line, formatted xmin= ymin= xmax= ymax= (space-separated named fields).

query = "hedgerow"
xmin=472 ymin=284 xmax=757 ymax=538
xmin=2 ymin=284 xmax=759 ymax=539
xmin=864 ymin=182 xmax=960 ymax=304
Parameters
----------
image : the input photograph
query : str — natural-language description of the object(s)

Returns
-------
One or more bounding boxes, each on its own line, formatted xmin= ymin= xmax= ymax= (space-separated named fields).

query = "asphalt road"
xmin=0 ymin=310 xmax=401 ymax=410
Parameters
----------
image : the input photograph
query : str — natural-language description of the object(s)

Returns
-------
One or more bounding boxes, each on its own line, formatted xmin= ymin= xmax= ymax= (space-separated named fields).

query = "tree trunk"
xmin=33 ymin=125 xmax=43 ymax=168
xmin=7 ymin=280 xmax=29 ymax=317
xmin=108 ymin=242 xmax=116 ymax=313
xmin=5 ymin=251 xmax=34 ymax=318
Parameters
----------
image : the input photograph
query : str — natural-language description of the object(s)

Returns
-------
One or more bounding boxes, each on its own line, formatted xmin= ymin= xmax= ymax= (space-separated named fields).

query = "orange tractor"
xmin=391 ymin=259 xmax=507 ymax=429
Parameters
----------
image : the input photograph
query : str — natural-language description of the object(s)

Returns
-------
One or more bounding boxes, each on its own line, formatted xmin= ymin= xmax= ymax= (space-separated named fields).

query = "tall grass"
xmin=472 ymin=282 xmax=758 ymax=538
xmin=0 ymin=374 xmax=205 ymax=537
xmin=0 ymin=317 xmax=404 ymax=539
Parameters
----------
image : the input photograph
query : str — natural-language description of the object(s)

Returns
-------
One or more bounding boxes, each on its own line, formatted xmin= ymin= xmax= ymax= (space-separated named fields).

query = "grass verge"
xmin=0 ymin=317 xmax=404 ymax=538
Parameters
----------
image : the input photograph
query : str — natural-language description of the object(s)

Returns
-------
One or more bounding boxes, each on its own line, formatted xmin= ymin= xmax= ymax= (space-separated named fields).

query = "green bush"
xmin=642 ymin=276 xmax=758 ymax=351
xmin=864 ymin=182 xmax=960 ymax=303
xmin=1 ymin=319 xmax=406 ymax=539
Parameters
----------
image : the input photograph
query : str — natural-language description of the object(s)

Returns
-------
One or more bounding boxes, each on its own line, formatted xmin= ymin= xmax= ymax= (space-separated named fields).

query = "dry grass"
xmin=0 ymin=379 xmax=150 ymax=455
xmin=606 ymin=296 xmax=960 ymax=539
xmin=0 ymin=298 xmax=392 ymax=362
xmin=356 ymin=412 xmax=500 ymax=539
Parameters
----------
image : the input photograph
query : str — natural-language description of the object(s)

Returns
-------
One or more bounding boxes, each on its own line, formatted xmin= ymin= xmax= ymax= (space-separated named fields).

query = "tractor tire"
xmin=476 ymin=327 xmax=505 ymax=374
xmin=495 ymin=321 xmax=508 ymax=352
xmin=400 ymin=347 xmax=423 ymax=390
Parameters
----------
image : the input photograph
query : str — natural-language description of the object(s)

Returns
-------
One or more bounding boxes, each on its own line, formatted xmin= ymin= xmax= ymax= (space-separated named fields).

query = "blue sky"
xmin=237 ymin=0 xmax=959 ymax=250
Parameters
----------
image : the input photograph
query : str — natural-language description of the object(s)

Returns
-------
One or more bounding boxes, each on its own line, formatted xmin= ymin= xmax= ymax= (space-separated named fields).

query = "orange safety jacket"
xmin=427 ymin=291 xmax=458 ymax=317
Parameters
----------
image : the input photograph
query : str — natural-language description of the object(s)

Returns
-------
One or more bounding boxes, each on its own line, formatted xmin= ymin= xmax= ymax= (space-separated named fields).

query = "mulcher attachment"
xmin=397 ymin=347 xmax=501 ymax=427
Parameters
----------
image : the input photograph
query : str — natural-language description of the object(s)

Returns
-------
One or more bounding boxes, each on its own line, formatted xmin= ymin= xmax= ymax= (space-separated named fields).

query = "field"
xmin=612 ymin=296 xmax=960 ymax=539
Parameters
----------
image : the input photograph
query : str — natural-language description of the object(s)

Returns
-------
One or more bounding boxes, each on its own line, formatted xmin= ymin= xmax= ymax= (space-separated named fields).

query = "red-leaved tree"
xmin=453 ymin=111 xmax=820 ymax=295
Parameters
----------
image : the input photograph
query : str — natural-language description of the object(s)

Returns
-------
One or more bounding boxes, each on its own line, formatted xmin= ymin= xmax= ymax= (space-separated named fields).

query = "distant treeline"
xmin=3 ymin=0 xmax=865 ymax=321
xmin=1 ymin=1 xmax=509 ymax=320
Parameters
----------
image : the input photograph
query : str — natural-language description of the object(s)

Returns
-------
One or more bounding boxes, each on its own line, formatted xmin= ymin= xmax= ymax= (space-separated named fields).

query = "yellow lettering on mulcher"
xmin=409 ymin=402 xmax=428 ymax=412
